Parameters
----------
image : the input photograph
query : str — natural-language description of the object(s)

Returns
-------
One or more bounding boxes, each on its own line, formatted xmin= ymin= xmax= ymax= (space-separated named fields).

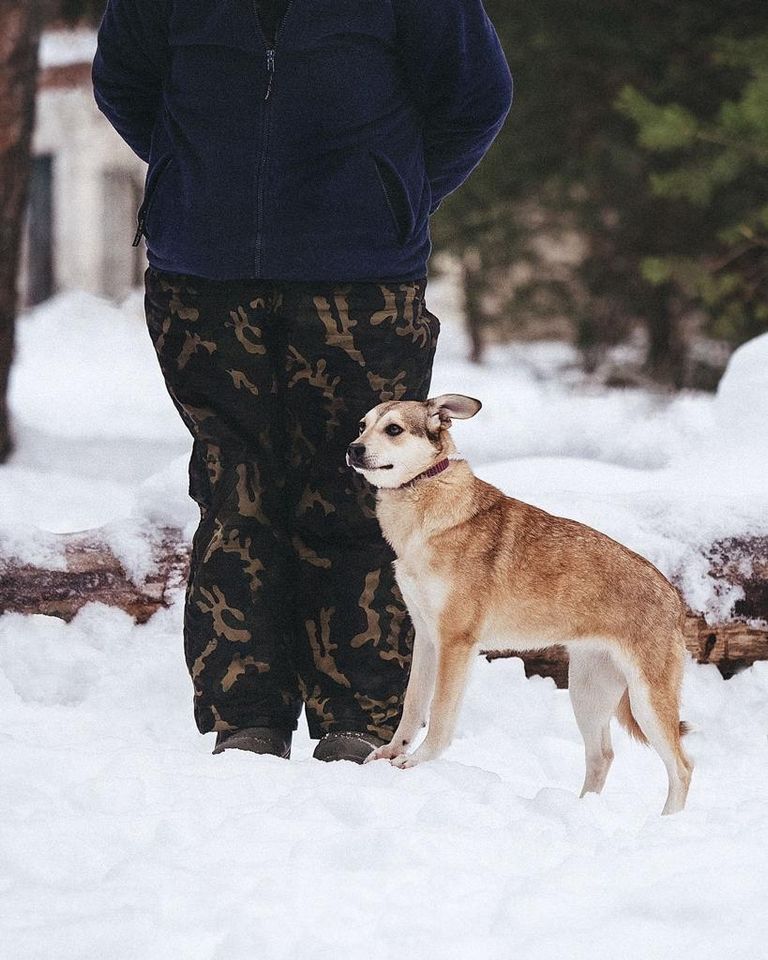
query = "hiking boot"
xmin=212 ymin=726 xmax=292 ymax=758
xmin=312 ymin=731 xmax=386 ymax=764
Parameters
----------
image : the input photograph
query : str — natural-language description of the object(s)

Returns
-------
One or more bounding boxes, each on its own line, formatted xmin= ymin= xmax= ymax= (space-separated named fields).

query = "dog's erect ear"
xmin=426 ymin=394 xmax=482 ymax=429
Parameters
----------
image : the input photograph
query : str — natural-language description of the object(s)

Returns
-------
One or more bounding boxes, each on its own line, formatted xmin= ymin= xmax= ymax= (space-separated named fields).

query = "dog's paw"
xmin=391 ymin=753 xmax=417 ymax=769
xmin=391 ymin=744 xmax=444 ymax=768
xmin=364 ymin=741 xmax=407 ymax=764
xmin=390 ymin=751 xmax=427 ymax=769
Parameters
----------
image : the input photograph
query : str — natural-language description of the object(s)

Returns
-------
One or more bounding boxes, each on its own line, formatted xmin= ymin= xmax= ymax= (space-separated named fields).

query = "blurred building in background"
xmin=19 ymin=29 xmax=146 ymax=307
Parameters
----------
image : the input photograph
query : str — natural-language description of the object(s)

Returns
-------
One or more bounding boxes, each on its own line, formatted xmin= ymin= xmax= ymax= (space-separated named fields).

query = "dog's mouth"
xmin=346 ymin=454 xmax=394 ymax=471
xmin=352 ymin=462 xmax=395 ymax=471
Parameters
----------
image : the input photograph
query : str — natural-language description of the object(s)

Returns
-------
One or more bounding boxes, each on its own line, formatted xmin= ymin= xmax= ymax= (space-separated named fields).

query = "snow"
xmin=40 ymin=29 xmax=98 ymax=70
xmin=715 ymin=331 xmax=768 ymax=443
xmin=9 ymin=290 xmax=185 ymax=444
xmin=2 ymin=280 xmax=768 ymax=957
xmin=2 ymin=603 xmax=768 ymax=959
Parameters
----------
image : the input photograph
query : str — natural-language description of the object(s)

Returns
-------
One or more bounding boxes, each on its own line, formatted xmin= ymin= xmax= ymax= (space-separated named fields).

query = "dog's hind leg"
xmin=625 ymin=646 xmax=692 ymax=815
xmin=365 ymin=606 xmax=437 ymax=763
xmin=569 ymin=648 xmax=625 ymax=797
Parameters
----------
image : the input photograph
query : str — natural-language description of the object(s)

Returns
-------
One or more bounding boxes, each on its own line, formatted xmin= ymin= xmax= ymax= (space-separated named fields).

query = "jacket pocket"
xmin=132 ymin=155 xmax=175 ymax=247
xmin=370 ymin=150 xmax=415 ymax=246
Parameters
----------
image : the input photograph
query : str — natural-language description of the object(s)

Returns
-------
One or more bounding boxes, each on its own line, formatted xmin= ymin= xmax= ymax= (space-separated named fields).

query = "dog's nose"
xmin=347 ymin=442 xmax=366 ymax=460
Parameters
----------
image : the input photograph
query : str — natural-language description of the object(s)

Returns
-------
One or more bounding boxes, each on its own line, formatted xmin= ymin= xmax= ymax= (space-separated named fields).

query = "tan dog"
xmin=347 ymin=394 xmax=693 ymax=815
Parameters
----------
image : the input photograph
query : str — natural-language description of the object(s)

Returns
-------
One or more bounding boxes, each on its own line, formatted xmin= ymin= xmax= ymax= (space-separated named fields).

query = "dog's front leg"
xmin=365 ymin=612 xmax=437 ymax=763
xmin=392 ymin=634 xmax=476 ymax=768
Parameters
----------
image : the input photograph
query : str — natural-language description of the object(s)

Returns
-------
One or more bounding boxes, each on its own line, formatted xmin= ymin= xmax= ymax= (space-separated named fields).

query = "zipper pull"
xmin=264 ymin=48 xmax=275 ymax=100
xmin=132 ymin=209 xmax=146 ymax=247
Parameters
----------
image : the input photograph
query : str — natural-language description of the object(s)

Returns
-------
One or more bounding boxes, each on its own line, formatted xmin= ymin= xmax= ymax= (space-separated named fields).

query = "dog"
xmin=347 ymin=394 xmax=693 ymax=815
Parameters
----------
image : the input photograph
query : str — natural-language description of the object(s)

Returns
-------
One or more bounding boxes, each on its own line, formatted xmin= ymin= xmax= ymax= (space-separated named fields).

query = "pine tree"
xmin=433 ymin=0 xmax=767 ymax=382
xmin=616 ymin=34 xmax=768 ymax=348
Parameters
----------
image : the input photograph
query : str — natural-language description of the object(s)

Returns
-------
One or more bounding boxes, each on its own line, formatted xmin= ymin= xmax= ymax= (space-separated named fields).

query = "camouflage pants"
xmin=143 ymin=267 xmax=440 ymax=739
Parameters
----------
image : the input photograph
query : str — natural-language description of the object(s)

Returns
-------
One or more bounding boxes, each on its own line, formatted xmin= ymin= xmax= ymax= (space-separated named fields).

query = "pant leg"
xmin=274 ymin=277 xmax=440 ymax=739
xmin=143 ymin=267 xmax=303 ymax=734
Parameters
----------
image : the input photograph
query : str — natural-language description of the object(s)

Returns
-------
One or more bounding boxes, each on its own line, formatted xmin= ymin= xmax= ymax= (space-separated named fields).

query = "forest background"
xmin=2 ymin=0 xmax=766 ymax=468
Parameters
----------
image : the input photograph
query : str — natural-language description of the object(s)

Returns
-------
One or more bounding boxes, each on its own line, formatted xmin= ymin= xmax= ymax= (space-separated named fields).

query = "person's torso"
xmin=139 ymin=0 xmax=432 ymax=281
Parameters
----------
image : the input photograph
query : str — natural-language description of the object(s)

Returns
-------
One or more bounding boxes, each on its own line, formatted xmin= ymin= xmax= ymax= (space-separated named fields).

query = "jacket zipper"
xmin=264 ymin=48 xmax=275 ymax=101
xmin=132 ymin=156 xmax=173 ymax=247
xmin=252 ymin=0 xmax=295 ymax=275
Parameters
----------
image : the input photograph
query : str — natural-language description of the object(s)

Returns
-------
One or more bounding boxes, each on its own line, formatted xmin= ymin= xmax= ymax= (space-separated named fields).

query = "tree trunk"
xmin=644 ymin=285 xmax=686 ymax=388
xmin=462 ymin=248 xmax=487 ymax=364
xmin=0 ymin=1 xmax=43 ymax=462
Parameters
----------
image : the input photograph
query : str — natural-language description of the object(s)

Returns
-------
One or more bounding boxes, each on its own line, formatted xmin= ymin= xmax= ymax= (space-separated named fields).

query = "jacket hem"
xmin=146 ymin=252 xmax=432 ymax=284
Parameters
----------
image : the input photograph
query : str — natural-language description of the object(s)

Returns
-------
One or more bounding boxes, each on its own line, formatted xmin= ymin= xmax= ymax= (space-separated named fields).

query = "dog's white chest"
xmin=378 ymin=502 xmax=450 ymax=622
xmin=393 ymin=547 xmax=449 ymax=623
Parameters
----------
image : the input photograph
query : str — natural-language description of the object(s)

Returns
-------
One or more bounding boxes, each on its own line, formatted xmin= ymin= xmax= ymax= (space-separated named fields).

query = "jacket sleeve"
xmin=91 ymin=0 xmax=169 ymax=163
xmin=393 ymin=0 xmax=513 ymax=213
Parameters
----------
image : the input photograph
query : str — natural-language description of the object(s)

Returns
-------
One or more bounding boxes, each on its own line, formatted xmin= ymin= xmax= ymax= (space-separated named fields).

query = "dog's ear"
xmin=426 ymin=394 xmax=482 ymax=429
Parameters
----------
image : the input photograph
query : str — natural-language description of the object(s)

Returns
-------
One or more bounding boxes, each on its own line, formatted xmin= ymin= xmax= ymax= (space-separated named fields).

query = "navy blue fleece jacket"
xmin=93 ymin=0 xmax=513 ymax=281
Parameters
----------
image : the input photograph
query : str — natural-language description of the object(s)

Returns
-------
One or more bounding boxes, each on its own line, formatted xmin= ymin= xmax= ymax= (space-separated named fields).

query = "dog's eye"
xmin=385 ymin=423 xmax=403 ymax=437
xmin=358 ymin=421 xmax=365 ymax=433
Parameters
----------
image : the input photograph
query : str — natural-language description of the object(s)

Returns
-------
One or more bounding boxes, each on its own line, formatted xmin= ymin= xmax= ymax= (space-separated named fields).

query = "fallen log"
xmin=484 ymin=535 xmax=768 ymax=686
xmin=483 ymin=615 xmax=768 ymax=688
xmin=0 ymin=525 xmax=766 ymax=685
xmin=0 ymin=523 xmax=189 ymax=623
xmin=705 ymin=535 xmax=768 ymax=623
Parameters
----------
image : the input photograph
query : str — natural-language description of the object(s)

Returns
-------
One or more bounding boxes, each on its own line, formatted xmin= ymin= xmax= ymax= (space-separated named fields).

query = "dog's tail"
xmin=615 ymin=690 xmax=648 ymax=744
xmin=615 ymin=690 xmax=691 ymax=743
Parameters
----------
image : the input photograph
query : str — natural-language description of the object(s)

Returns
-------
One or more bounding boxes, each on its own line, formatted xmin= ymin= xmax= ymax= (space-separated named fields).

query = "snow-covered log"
xmin=485 ymin=616 xmax=768 ymax=688
xmin=0 ymin=524 xmax=766 ymax=685
xmin=0 ymin=523 xmax=189 ymax=623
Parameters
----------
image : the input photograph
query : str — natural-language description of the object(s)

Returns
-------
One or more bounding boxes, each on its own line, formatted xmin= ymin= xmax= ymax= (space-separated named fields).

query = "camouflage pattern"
xmin=143 ymin=267 xmax=440 ymax=739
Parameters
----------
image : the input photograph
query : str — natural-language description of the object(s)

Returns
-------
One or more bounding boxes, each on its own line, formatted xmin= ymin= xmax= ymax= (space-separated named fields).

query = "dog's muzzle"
xmin=346 ymin=442 xmax=367 ymax=468
xmin=346 ymin=442 xmax=393 ymax=471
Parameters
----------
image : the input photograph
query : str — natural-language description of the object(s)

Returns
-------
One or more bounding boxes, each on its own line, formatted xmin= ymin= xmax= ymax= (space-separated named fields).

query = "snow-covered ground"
xmin=2 ymin=278 xmax=768 ymax=958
